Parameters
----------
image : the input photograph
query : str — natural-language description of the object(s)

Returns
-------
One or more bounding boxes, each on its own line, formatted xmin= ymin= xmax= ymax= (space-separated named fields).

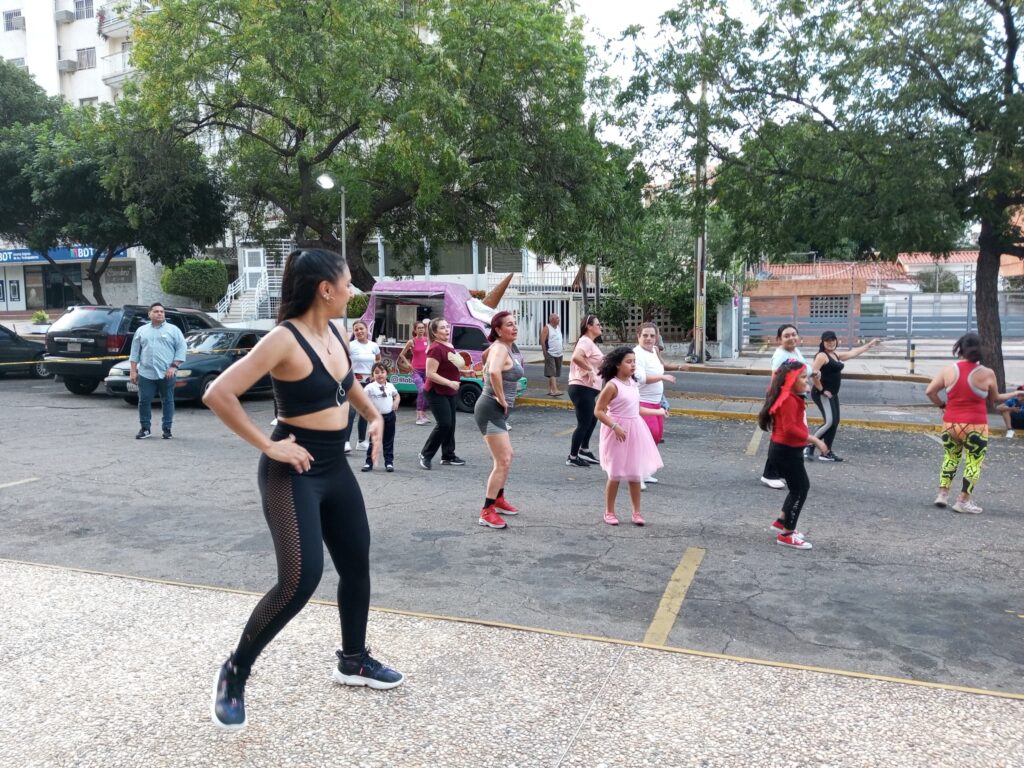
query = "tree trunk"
xmin=307 ymin=233 xmax=376 ymax=292
xmin=976 ymin=219 xmax=1005 ymax=391
xmin=40 ymin=249 xmax=89 ymax=305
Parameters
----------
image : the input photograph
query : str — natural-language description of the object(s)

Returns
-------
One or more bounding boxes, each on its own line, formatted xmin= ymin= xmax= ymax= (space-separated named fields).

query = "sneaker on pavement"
xmin=356 ymin=440 xmax=369 ymax=450
xmin=566 ymin=455 xmax=590 ymax=468
xmin=385 ymin=464 xmax=394 ymax=472
xmin=631 ymin=511 xmax=646 ymax=526
xmin=578 ymin=450 xmax=600 ymax=465
xmin=478 ymin=506 xmax=508 ymax=528
xmin=952 ymin=498 xmax=983 ymax=515
xmin=493 ymin=497 xmax=519 ymax=514
xmin=776 ymin=532 xmax=813 ymax=550
xmin=440 ymin=456 xmax=466 ymax=466
xmin=210 ymin=656 xmax=248 ymax=731
xmin=334 ymin=648 xmax=404 ymax=690
xmin=760 ymin=476 xmax=786 ymax=490
xmin=770 ymin=518 xmax=786 ymax=532
xmin=162 ymin=428 xmax=173 ymax=440
xmin=1006 ymin=429 xmax=1016 ymax=439
xmin=344 ymin=441 xmax=352 ymax=454
xmin=135 ymin=428 xmax=151 ymax=440
xmin=643 ymin=475 xmax=658 ymax=484
xmin=603 ymin=511 xmax=619 ymax=526
xmin=418 ymin=454 xmax=431 ymax=470
xmin=361 ymin=462 xmax=372 ymax=472
xmin=640 ymin=481 xmax=647 ymax=491
xmin=818 ymin=451 xmax=843 ymax=462
xmin=933 ymin=490 xmax=949 ymax=508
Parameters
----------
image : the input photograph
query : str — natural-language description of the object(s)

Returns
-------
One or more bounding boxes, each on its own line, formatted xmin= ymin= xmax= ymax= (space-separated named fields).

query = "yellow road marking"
xmin=643 ymin=547 xmax=706 ymax=646
xmin=0 ymin=478 xmax=39 ymax=490
xmin=4 ymin=557 xmax=1022 ymax=701
xmin=745 ymin=426 xmax=763 ymax=456
xmin=554 ymin=427 xmax=574 ymax=437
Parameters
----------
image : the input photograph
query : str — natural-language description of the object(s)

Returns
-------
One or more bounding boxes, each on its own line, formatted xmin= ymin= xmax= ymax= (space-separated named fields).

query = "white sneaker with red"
xmin=933 ymin=490 xmax=949 ymax=508
xmin=777 ymin=531 xmax=812 ymax=550
xmin=478 ymin=506 xmax=508 ymax=529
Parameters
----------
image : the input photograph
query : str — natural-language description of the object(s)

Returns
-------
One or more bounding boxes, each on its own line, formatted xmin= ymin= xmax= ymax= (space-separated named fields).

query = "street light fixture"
xmin=315 ymin=173 xmax=346 ymax=261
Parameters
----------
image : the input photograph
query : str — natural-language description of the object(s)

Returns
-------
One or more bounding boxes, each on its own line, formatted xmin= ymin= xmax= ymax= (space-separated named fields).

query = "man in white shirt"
xmin=540 ymin=313 xmax=564 ymax=397
xmin=129 ymin=303 xmax=186 ymax=440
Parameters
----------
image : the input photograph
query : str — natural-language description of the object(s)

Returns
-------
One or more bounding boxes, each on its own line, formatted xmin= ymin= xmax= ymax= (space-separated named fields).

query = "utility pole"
xmin=693 ymin=77 xmax=708 ymax=363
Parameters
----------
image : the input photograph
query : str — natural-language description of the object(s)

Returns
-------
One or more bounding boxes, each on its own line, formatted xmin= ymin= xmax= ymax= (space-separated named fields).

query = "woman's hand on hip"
xmin=265 ymin=434 xmax=314 ymax=473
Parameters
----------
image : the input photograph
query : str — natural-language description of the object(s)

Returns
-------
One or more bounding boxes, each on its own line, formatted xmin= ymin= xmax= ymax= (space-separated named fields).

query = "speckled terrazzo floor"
xmin=1 ymin=560 xmax=1021 ymax=768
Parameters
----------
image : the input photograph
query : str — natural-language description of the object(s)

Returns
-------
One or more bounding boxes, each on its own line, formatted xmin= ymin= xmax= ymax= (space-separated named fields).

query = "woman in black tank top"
xmin=203 ymin=248 xmax=404 ymax=731
xmin=807 ymin=331 xmax=881 ymax=462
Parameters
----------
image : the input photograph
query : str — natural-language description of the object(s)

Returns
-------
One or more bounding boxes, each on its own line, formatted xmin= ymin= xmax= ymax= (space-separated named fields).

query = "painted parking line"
xmin=0 ymin=478 xmax=39 ymax=490
xmin=745 ymin=426 xmax=763 ymax=456
xmin=643 ymin=546 xmax=706 ymax=646
xmin=554 ymin=427 xmax=575 ymax=437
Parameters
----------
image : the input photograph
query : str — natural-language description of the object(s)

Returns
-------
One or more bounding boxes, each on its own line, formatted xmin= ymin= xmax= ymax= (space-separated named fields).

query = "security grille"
xmin=3 ymin=10 xmax=23 ymax=31
xmin=75 ymin=0 xmax=94 ymax=20
xmin=809 ymin=295 xmax=850 ymax=318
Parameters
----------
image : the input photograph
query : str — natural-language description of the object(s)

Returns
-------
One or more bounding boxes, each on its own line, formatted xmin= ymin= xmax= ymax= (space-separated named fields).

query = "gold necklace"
xmin=300 ymin=320 xmax=332 ymax=356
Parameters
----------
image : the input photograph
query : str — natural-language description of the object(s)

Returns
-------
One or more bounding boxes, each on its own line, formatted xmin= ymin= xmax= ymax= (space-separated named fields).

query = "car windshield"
xmin=186 ymin=331 xmax=236 ymax=353
xmin=49 ymin=308 xmax=117 ymax=333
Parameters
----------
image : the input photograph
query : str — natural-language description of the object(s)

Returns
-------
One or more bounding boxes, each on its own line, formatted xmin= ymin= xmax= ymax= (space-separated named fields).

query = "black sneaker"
xmin=361 ymin=462 xmax=373 ymax=472
xmin=440 ymin=456 xmax=466 ymax=466
xmin=418 ymin=454 xmax=431 ymax=470
xmin=210 ymin=656 xmax=248 ymax=730
xmin=818 ymin=451 xmax=843 ymax=462
xmin=566 ymin=455 xmax=590 ymax=468
xmin=162 ymin=428 xmax=173 ymax=440
xmin=334 ymin=648 xmax=404 ymax=690
xmin=135 ymin=428 xmax=151 ymax=440
xmin=385 ymin=464 xmax=394 ymax=472
xmin=578 ymin=450 xmax=600 ymax=465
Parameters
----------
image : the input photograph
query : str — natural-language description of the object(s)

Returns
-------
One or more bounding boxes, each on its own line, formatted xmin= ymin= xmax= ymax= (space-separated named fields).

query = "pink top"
xmin=569 ymin=335 xmax=603 ymax=390
xmin=944 ymin=360 xmax=988 ymax=423
xmin=410 ymin=336 xmax=429 ymax=370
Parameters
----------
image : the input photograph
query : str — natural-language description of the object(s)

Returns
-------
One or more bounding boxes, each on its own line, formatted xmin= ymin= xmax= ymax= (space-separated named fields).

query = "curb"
xmin=687 ymin=364 xmax=931 ymax=384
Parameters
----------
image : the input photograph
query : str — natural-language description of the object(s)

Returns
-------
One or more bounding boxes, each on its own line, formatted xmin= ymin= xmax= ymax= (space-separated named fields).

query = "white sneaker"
xmin=1007 ymin=429 xmax=1016 ymax=439
xmin=356 ymin=441 xmax=369 ymax=450
xmin=933 ymin=490 xmax=949 ymax=508
xmin=760 ymin=476 xmax=786 ymax=490
xmin=643 ymin=475 xmax=658 ymax=484
xmin=952 ymin=498 xmax=983 ymax=515
xmin=344 ymin=441 xmax=351 ymax=454
xmin=270 ymin=418 xmax=278 ymax=426
xmin=640 ymin=481 xmax=647 ymax=491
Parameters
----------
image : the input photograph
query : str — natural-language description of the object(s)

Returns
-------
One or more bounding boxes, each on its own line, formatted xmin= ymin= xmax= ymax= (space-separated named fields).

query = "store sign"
xmin=0 ymin=246 xmax=126 ymax=264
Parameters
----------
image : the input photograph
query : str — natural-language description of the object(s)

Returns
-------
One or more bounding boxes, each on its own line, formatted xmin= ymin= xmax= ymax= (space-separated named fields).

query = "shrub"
xmin=347 ymin=292 xmax=369 ymax=318
xmin=160 ymin=259 xmax=229 ymax=307
xmin=31 ymin=310 xmax=50 ymax=324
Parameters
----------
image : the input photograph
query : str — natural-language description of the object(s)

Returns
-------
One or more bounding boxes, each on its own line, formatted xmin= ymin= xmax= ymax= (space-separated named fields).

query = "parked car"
xmin=105 ymin=328 xmax=271 ymax=404
xmin=0 ymin=323 xmax=51 ymax=379
xmin=45 ymin=305 xmax=221 ymax=395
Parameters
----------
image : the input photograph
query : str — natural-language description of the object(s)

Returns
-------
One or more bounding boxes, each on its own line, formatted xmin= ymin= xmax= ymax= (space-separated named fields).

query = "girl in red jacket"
xmin=757 ymin=360 xmax=828 ymax=550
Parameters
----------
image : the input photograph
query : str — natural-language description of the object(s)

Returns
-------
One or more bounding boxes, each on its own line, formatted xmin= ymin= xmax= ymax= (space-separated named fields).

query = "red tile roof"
xmin=897 ymin=251 xmax=979 ymax=265
xmin=759 ymin=262 xmax=912 ymax=281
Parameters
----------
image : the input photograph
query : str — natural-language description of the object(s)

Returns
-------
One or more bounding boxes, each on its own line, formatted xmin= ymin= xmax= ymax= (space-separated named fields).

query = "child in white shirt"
xmin=362 ymin=363 xmax=400 ymax=472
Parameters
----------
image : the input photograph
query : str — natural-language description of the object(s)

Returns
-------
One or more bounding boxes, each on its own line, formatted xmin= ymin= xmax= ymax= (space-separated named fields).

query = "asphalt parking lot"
xmin=3 ymin=377 xmax=1022 ymax=694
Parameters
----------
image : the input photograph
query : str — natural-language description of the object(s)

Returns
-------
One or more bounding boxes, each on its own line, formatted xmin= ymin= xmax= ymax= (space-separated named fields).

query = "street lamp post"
xmin=315 ymin=173 xmax=346 ymax=261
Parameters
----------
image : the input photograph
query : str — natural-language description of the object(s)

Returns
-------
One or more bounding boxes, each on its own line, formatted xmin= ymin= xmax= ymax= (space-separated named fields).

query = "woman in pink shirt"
xmin=566 ymin=314 xmax=605 ymax=467
xmin=400 ymin=321 xmax=431 ymax=425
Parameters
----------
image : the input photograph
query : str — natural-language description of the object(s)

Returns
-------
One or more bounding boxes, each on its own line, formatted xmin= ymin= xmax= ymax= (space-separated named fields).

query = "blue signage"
xmin=0 ymin=246 xmax=127 ymax=264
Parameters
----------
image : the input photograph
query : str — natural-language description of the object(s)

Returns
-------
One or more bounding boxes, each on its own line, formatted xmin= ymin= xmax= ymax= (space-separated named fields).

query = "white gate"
xmin=242 ymin=247 xmax=266 ymax=290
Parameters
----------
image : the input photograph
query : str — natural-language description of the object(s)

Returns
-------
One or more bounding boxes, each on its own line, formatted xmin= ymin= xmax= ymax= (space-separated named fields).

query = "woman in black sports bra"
xmin=203 ymin=248 xmax=404 ymax=731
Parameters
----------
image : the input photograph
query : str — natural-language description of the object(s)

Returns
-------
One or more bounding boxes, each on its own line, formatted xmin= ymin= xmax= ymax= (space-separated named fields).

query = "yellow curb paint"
xmin=517 ymin=396 xmax=575 ymax=410
xmin=554 ymin=427 xmax=575 ymax=437
xmin=3 ymin=558 xmax=1022 ymax=701
xmin=745 ymin=426 xmax=764 ymax=456
xmin=644 ymin=546 xmax=706 ymax=646
xmin=0 ymin=478 xmax=39 ymax=490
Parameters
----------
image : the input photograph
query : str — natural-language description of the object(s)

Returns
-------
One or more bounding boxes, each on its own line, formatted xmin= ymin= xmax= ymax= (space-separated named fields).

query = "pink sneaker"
xmin=603 ymin=511 xmax=619 ymax=526
xmin=631 ymin=511 xmax=646 ymax=526
xmin=478 ymin=507 xmax=508 ymax=529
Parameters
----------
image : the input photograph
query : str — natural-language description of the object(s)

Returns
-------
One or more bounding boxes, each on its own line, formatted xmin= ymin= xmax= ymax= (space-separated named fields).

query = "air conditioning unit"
xmin=9 ymin=15 xmax=26 ymax=29
xmin=57 ymin=59 xmax=78 ymax=73
xmin=55 ymin=10 xmax=75 ymax=23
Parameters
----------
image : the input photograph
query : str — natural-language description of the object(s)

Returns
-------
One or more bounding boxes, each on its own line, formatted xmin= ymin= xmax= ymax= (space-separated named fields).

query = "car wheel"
xmin=64 ymin=377 xmax=100 ymax=395
xmin=456 ymin=382 xmax=481 ymax=413
xmin=29 ymin=355 xmax=51 ymax=379
xmin=199 ymin=374 xmax=218 ymax=406
xmin=123 ymin=395 xmax=139 ymax=406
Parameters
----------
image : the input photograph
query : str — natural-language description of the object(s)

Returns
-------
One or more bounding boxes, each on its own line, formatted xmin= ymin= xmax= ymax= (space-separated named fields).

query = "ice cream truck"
xmin=359 ymin=278 xmax=528 ymax=412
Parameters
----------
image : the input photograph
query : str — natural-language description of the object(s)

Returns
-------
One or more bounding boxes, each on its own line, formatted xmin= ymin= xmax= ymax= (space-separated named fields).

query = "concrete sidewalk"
xmin=2 ymin=560 xmax=1021 ymax=768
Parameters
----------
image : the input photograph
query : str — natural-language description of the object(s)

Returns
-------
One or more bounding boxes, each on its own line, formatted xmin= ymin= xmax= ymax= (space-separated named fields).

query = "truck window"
xmin=451 ymin=325 xmax=488 ymax=351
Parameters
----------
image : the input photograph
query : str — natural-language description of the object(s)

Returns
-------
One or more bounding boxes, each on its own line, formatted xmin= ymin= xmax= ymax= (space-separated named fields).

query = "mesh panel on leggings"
xmin=237 ymin=459 xmax=303 ymax=660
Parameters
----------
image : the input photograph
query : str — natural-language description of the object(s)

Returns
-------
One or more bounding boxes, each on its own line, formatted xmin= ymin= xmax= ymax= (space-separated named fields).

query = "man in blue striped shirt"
xmin=129 ymin=303 xmax=187 ymax=439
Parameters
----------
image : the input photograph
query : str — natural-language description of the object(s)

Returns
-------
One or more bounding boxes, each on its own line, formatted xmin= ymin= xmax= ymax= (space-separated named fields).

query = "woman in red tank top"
xmin=925 ymin=333 xmax=1002 ymax=514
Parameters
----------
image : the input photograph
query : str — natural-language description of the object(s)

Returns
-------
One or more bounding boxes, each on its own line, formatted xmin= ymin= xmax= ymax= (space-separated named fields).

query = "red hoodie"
xmin=771 ymin=392 xmax=809 ymax=448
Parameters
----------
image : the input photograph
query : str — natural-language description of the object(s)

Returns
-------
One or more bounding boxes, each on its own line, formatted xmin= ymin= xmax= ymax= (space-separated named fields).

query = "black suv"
xmin=45 ymin=305 xmax=222 ymax=395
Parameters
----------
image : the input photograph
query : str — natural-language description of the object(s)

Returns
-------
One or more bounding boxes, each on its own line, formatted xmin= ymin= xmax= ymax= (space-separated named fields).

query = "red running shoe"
xmin=493 ymin=497 xmax=519 ymax=514
xmin=770 ymin=519 xmax=785 ymax=532
xmin=478 ymin=507 xmax=508 ymax=529
xmin=776 ymin=532 xmax=812 ymax=550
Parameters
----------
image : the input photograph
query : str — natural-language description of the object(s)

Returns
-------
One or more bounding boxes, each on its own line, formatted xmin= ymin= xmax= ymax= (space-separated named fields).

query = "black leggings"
xmin=421 ymin=390 xmax=458 ymax=460
xmin=232 ymin=424 xmax=371 ymax=671
xmin=768 ymin=441 xmax=810 ymax=531
xmin=568 ymin=384 xmax=599 ymax=456
xmin=811 ymin=390 xmax=841 ymax=451
xmin=341 ymin=378 xmax=370 ymax=444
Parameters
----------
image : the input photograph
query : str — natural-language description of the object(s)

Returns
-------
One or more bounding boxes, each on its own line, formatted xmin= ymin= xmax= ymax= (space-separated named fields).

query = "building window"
xmin=76 ymin=48 xmax=96 ymax=70
xmin=79 ymin=97 xmax=98 ymax=106
xmin=7 ymin=57 xmax=25 ymax=68
xmin=809 ymin=296 xmax=850 ymax=318
xmin=75 ymin=0 xmax=95 ymax=20
xmin=3 ymin=10 xmax=23 ymax=31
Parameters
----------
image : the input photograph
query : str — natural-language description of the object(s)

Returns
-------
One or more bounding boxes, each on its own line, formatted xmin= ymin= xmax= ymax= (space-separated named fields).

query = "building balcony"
xmin=100 ymin=50 xmax=135 ymax=87
xmin=97 ymin=0 xmax=154 ymax=39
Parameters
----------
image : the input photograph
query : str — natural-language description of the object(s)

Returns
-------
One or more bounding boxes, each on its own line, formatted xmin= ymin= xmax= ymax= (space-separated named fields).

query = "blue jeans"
xmin=137 ymin=375 xmax=175 ymax=431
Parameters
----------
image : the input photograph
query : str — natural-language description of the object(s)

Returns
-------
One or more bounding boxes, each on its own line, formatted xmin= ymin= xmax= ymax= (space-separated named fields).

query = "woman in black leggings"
xmin=567 ymin=314 xmax=605 ymax=467
xmin=203 ymin=248 xmax=403 ymax=731
xmin=806 ymin=331 xmax=880 ymax=461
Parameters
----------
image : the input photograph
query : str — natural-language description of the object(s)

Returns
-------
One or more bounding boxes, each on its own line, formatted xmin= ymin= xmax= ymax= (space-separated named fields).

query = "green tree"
xmin=160 ymin=259 xmax=229 ymax=307
xmin=132 ymin=0 xmax=635 ymax=290
xmin=0 ymin=59 xmax=57 ymax=128
xmin=917 ymin=268 xmax=960 ymax=293
xmin=625 ymin=0 xmax=1024 ymax=387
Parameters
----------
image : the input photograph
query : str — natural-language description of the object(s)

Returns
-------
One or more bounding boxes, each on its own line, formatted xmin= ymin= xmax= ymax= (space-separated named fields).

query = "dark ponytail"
xmin=952 ymin=332 xmax=983 ymax=363
xmin=277 ymin=248 xmax=347 ymax=323
xmin=758 ymin=359 xmax=806 ymax=431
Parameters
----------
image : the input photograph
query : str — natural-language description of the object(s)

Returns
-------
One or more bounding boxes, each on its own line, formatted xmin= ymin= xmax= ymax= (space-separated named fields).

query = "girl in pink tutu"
xmin=594 ymin=347 xmax=666 ymax=526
